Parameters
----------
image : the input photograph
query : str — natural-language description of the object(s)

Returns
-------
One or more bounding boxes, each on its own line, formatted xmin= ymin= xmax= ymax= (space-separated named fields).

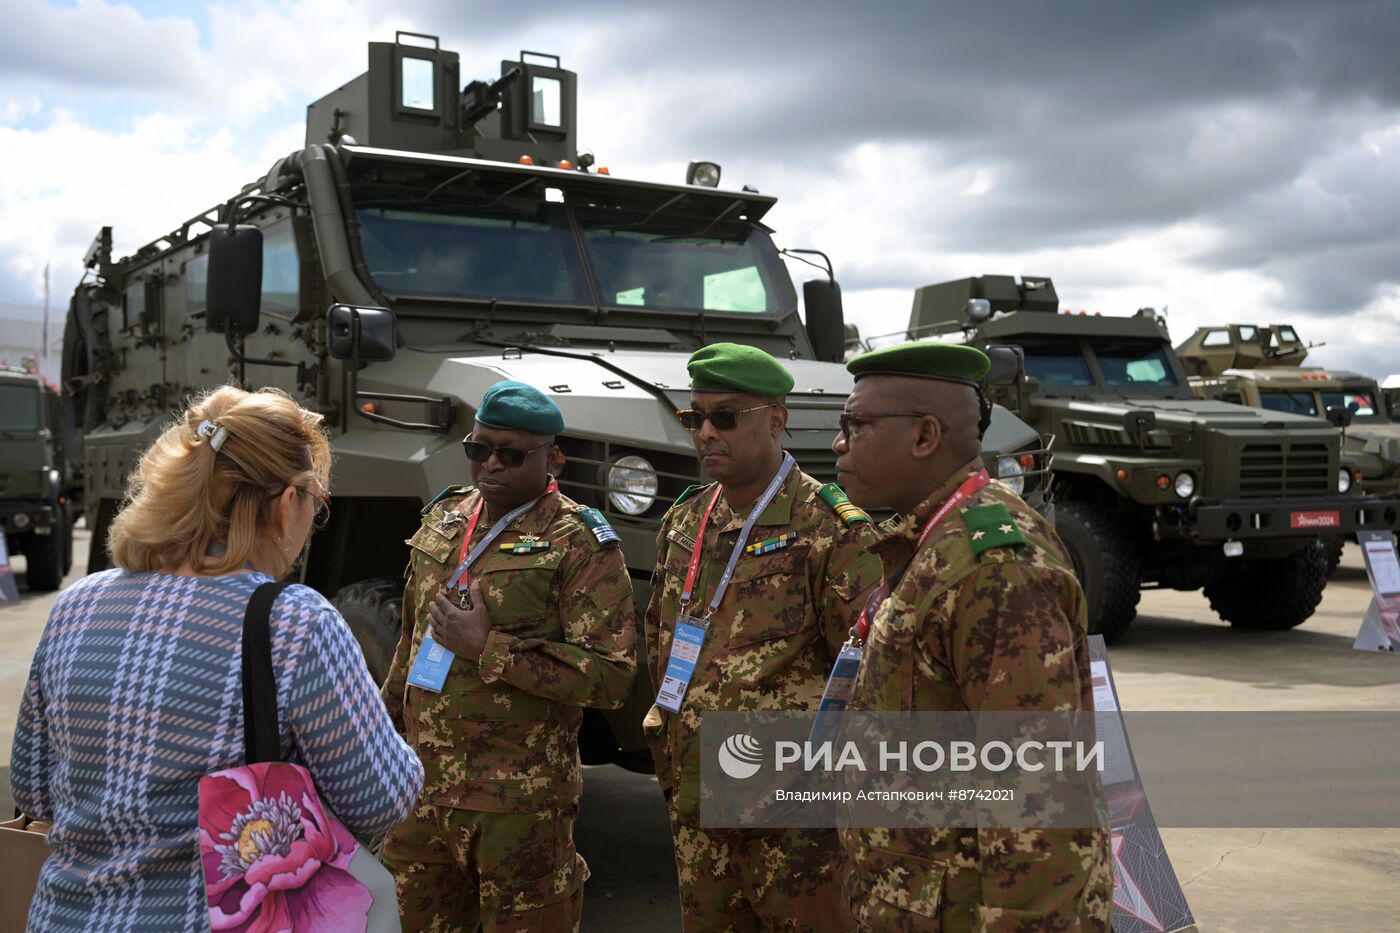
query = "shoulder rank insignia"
xmin=421 ymin=485 xmax=469 ymax=516
xmin=500 ymin=539 xmax=551 ymax=554
xmin=746 ymin=532 xmax=797 ymax=555
xmin=577 ymin=507 xmax=621 ymax=545
xmin=671 ymin=484 xmax=705 ymax=509
xmin=816 ymin=483 xmax=870 ymax=526
xmin=962 ymin=502 xmax=1027 ymax=558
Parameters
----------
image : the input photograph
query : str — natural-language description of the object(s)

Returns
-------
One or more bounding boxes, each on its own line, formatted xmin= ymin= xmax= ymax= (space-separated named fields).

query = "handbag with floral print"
xmin=198 ymin=582 xmax=400 ymax=932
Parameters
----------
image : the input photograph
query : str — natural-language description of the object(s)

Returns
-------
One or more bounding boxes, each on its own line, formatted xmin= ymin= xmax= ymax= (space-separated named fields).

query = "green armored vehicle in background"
xmin=62 ymin=34 xmax=1050 ymax=769
xmin=906 ymin=275 xmax=1400 ymax=641
xmin=0 ymin=365 xmax=76 ymax=591
xmin=1177 ymin=323 xmax=1400 ymax=497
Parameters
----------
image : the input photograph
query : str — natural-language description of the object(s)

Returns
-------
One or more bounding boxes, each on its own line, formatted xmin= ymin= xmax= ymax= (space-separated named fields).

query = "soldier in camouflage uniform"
xmin=831 ymin=342 xmax=1112 ymax=932
xmin=643 ymin=344 xmax=883 ymax=932
xmin=380 ymin=381 xmax=637 ymax=933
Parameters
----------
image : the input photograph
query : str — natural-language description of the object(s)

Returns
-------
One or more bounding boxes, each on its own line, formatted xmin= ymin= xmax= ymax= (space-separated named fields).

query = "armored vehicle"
xmin=0 ymin=365 xmax=75 ymax=591
xmin=1178 ymin=324 xmax=1400 ymax=497
xmin=907 ymin=275 xmax=1400 ymax=641
xmin=62 ymin=35 xmax=1050 ymax=770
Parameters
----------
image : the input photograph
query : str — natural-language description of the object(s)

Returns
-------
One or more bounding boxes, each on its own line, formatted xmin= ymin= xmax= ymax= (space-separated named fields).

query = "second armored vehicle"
xmin=907 ymin=275 xmax=1400 ymax=641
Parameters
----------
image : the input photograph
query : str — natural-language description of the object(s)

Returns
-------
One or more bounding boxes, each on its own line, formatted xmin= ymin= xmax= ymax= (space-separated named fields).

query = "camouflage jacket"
xmin=842 ymin=459 xmax=1112 ymax=932
xmin=381 ymin=483 xmax=637 ymax=813
xmin=642 ymin=464 xmax=882 ymax=824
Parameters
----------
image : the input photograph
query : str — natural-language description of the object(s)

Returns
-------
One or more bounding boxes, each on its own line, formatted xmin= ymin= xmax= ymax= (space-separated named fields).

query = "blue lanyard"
xmin=444 ymin=485 xmax=553 ymax=592
xmin=694 ymin=452 xmax=796 ymax=617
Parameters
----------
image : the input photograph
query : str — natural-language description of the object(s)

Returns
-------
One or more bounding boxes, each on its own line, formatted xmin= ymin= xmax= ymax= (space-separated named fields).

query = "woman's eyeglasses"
xmin=462 ymin=439 xmax=553 ymax=468
xmin=675 ymin=404 xmax=775 ymax=432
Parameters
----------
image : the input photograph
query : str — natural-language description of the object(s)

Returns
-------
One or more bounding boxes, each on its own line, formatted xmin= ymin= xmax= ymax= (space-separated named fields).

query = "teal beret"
xmin=687 ymin=342 xmax=795 ymax=396
xmin=474 ymin=380 xmax=565 ymax=435
xmin=846 ymin=341 xmax=990 ymax=386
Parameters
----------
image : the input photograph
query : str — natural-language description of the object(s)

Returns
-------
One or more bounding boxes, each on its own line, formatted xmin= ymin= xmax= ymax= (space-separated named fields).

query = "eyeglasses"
xmin=837 ymin=410 xmax=937 ymax=443
xmin=675 ymin=404 xmax=775 ymax=432
xmin=462 ymin=438 xmax=553 ymax=468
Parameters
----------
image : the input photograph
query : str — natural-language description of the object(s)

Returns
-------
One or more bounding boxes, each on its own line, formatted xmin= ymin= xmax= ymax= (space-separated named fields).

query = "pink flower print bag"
xmin=198 ymin=582 xmax=401 ymax=932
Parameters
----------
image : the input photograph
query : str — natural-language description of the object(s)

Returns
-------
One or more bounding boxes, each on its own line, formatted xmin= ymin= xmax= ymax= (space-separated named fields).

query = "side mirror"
xmin=1123 ymin=410 xmax=1158 ymax=443
xmin=206 ymin=225 xmax=263 ymax=335
xmin=1325 ymin=406 xmax=1353 ymax=429
xmin=984 ymin=346 xmax=1024 ymax=387
xmin=327 ymin=304 xmax=397 ymax=362
xmin=803 ymin=279 xmax=846 ymax=364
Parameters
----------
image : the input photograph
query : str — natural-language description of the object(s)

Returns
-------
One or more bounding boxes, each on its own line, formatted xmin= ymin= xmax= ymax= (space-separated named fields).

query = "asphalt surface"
xmin=4 ymin=530 xmax=1398 ymax=931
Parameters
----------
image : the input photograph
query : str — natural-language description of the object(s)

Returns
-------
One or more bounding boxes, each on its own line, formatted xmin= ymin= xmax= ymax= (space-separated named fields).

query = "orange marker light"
xmin=1116 ymin=469 xmax=1129 ymax=481
xmin=1155 ymin=474 xmax=1171 ymax=490
xmin=1021 ymin=454 xmax=1038 ymax=470
xmin=518 ymin=155 xmax=535 ymax=165
xmin=361 ymin=402 xmax=378 ymax=415
xmin=597 ymin=166 xmax=610 ymax=175
xmin=1355 ymin=471 xmax=1364 ymax=483
xmin=558 ymin=160 xmax=573 ymax=170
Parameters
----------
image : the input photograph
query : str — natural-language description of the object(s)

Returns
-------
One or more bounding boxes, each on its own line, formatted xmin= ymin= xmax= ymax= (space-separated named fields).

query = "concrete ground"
xmin=3 ymin=530 xmax=1397 ymax=931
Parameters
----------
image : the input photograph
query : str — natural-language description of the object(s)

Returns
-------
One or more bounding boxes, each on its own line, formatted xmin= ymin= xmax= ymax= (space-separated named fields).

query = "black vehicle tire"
xmin=1204 ymin=538 xmax=1328 ymax=630
xmin=1322 ymin=535 xmax=1344 ymax=577
xmin=22 ymin=529 xmax=65 ymax=592
xmin=332 ymin=577 xmax=404 ymax=685
xmin=1054 ymin=499 xmax=1141 ymax=643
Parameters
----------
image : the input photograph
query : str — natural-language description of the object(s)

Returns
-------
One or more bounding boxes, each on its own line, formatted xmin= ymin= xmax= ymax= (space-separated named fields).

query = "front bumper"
xmin=0 ymin=500 xmax=57 ymax=535
xmin=1159 ymin=494 xmax=1400 ymax=541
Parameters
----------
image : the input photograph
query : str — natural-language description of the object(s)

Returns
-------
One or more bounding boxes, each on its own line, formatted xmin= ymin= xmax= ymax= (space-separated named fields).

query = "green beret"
xmin=474 ymin=380 xmax=565 ymax=435
xmin=688 ymin=342 xmax=795 ymax=396
xmin=846 ymin=341 xmax=990 ymax=386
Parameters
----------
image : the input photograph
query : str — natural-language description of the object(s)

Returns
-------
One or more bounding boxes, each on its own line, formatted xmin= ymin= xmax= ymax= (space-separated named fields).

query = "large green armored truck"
xmin=0 ymin=365 xmax=76 ymax=591
xmin=1178 ymin=323 xmax=1400 ymax=497
xmin=62 ymin=35 xmax=1050 ymax=770
xmin=907 ymin=275 xmax=1400 ymax=641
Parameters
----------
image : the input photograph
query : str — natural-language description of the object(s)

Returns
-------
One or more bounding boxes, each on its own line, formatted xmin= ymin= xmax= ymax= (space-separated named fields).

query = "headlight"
xmin=12 ymin=512 xmax=30 ymax=530
xmin=607 ymin=455 xmax=659 ymax=516
xmin=1174 ymin=471 xmax=1195 ymax=499
xmin=995 ymin=455 xmax=1026 ymax=495
xmin=1338 ymin=467 xmax=1352 ymax=493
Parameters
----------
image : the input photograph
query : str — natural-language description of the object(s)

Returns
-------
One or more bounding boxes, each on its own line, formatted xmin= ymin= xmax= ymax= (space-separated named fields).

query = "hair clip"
xmin=196 ymin=419 xmax=229 ymax=452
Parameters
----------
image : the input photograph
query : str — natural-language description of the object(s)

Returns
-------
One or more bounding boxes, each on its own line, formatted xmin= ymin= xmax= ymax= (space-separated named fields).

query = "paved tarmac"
xmin=3 ymin=529 xmax=1397 ymax=931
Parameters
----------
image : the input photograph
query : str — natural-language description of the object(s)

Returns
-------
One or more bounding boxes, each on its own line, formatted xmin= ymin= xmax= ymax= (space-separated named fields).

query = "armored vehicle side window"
xmin=578 ymin=212 xmax=782 ymax=314
xmin=1259 ymin=390 xmax=1318 ymax=416
xmin=1094 ymin=339 xmax=1178 ymax=387
xmin=0 ymin=384 xmax=40 ymax=431
xmin=1011 ymin=337 xmax=1093 ymax=386
xmin=261 ymin=225 xmax=299 ymax=314
xmin=355 ymin=201 xmax=591 ymax=305
xmin=1322 ymin=391 xmax=1377 ymax=416
xmin=185 ymin=252 xmax=209 ymax=312
xmin=123 ymin=282 xmax=145 ymax=331
xmin=1201 ymin=329 xmax=1231 ymax=347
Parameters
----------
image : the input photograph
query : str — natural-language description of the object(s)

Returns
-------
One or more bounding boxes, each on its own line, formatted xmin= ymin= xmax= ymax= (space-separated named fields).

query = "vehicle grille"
xmin=1237 ymin=441 xmax=1331 ymax=497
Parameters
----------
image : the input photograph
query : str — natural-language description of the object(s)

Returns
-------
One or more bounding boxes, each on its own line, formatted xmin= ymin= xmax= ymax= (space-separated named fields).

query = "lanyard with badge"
xmin=407 ymin=480 xmax=558 ymax=693
xmin=654 ymin=453 xmax=796 ymax=714
xmin=812 ymin=469 xmax=991 ymax=735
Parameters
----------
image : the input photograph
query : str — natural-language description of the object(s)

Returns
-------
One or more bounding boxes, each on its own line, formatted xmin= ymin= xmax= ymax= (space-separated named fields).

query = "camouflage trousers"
xmin=382 ymin=801 xmax=588 ymax=933
xmin=667 ymin=810 xmax=855 ymax=932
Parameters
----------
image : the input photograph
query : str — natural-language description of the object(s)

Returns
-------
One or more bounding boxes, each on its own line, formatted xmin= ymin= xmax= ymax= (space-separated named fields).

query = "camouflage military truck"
xmin=62 ymin=35 xmax=1050 ymax=771
xmin=1178 ymin=323 xmax=1400 ymax=498
xmin=906 ymin=275 xmax=1400 ymax=641
xmin=0 ymin=365 xmax=76 ymax=591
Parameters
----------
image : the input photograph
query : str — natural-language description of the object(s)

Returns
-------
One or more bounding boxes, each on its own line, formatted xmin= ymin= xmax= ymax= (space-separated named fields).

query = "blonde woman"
xmin=9 ymin=386 xmax=423 ymax=932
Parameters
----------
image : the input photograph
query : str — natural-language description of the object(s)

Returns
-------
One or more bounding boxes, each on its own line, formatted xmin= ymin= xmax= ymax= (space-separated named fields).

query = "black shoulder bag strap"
xmin=242 ymin=581 xmax=297 ymax=765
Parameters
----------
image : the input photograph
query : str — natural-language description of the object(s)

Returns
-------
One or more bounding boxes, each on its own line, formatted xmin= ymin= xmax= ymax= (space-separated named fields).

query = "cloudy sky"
xmin=3 ymin=0 xmax=1399 ymax=375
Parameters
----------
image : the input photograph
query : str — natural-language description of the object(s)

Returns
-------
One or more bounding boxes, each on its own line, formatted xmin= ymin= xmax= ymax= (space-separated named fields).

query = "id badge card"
xmin=655 ymin=613 xmax=707 ymax=714
xmin=406 ymin=633 xmax=456 ymax=693
xmin=810 ymin=643 xmax=863 ymax=745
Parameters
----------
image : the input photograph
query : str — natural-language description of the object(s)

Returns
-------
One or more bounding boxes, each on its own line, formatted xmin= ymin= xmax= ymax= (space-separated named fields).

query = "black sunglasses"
xmin=676 ymin=404 xmax=775 ymax=432
xmin=462 ymin=439 xmax=553 ymax=468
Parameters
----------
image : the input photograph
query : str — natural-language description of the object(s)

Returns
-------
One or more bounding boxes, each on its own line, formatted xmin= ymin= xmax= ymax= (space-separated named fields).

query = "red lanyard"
xmin=852 ymin=468 xmax=991 ymax=642
xmin=680 ymin=486 xmax=725 ymax=605
xmin=452 ymin=479 xmax=558 ymax=587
